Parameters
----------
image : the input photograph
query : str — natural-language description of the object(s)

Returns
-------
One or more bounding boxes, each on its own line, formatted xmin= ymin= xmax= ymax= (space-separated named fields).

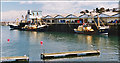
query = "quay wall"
xmin=109 ymin=24 xmax=120 ymax=36
xmin=47 ymin=23 xmax=120 ymax=36
xmin=47 ymin=23 xmax=82 ymax=33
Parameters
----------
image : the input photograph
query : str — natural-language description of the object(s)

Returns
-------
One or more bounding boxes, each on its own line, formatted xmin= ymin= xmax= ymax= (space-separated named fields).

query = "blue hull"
xmin=74 ymin=30 xmax=95 ymax=35
xmin=74 ymin=29 xmax=109 ymax=35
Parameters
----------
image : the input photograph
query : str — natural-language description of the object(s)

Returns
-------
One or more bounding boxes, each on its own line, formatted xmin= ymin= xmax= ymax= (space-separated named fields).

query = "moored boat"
xmin=9 ymin=23 xmax=21 ymax=29
xmin=74 ymin=23 xmax=95 ymax=34
xmin=21 ymin=24 xmax=37 ymax=31
xmin=97 ymin=26 xmax=109 ymax=35
xmin=90 ymin=12 xmax=109 ymax=35
xmin=9 ymin=10 xmax=49 ymax=31
xmin=9 ymin=18 xmax=21 ymax=29
xmin=21 ymin=23 xmax=48 ymax=31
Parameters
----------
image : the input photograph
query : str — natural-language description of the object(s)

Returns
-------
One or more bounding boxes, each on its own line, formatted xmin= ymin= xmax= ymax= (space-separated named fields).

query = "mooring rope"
xmin=67 ymin=23 xmax=74 ymax=31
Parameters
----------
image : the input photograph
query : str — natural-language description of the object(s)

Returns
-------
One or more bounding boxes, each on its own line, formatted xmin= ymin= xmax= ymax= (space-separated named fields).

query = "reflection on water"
xmin=86 ymin=35 xmax=92 ymax=44
xmin=1 ymin=26 xmax=119 ymax=61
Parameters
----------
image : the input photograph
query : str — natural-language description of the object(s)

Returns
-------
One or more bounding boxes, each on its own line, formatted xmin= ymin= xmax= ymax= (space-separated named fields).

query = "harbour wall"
xmin=109 ymin=24 xmax=120 ymax=36
xmin=47 ymin=23 xmax=82 ymax=33
xmin=47 ymin=23 xmax=120 ymax=36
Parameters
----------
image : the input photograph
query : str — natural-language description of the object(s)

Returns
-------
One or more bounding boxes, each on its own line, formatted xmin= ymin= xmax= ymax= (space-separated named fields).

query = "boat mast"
xmin=99 ymin=17 xmax=105 ymax=26
xmin=16 ymin=18 xmax=19 ymax=25
xmin=40 ymin=18 xmax=42 ymax=25
xmin=39 ymin=11 xmax=43 ymax=25
xmin=90 ymin=12 xmax=99 ymax=29
xmin=97 ymin=15 xmax=100 ymax=27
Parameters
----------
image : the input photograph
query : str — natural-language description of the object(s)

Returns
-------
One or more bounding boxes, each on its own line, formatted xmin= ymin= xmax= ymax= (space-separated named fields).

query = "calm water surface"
xmin=1 ymin=26 xmax=119 ymax=61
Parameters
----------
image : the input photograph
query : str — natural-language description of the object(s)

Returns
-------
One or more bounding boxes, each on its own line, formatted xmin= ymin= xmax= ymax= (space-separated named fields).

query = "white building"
xmin=40 ymin=11 xmax=119 ymax=23
xmin=26 ymin=10 xmax=42 ymax=23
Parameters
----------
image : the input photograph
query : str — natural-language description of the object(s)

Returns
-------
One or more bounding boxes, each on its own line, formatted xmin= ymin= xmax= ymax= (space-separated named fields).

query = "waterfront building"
xmin=24 ymin=10 xmax=119 ymax=24
xmin=110 ymin=13 xmax=120 ymax=23
xmin=79 ymin=14 xmax=91 ymax=23
xmin=94 ymin=13 xmax=110 ymax=23
xmin=54 ymin=15 xmax=65 ymax=23
xmin=42 ymin=15 xmax=54 ymax=23
xmin=65 ymin=14 xmax=79 ymax=23
xmin=42 ymin=14 xmax=81 ymax=23
xmin=102 ymin=12 xmax=119 ymax=23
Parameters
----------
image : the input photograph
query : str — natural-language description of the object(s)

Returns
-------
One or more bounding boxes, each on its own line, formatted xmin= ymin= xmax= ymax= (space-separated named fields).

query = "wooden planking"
xmin=41 ymin=50 xmax=100 ymax=59
xmin=42 ymin=50 xmax=100 ymax=56
xmin=1 ymin=56 xmax=29 ymax=61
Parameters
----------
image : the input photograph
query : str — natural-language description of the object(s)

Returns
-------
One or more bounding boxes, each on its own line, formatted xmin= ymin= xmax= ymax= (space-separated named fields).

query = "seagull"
xmin=91 ymin=44 xmax=95 ymax=47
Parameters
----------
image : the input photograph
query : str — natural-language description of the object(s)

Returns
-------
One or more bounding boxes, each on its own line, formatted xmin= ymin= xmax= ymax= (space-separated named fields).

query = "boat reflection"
xmin=86 ymin=35 xmax=92 ymax=45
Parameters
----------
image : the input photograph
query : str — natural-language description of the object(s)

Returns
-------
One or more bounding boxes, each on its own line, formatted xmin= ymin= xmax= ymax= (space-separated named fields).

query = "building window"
xmin=52 ymin=20 xmax=54 ymax=23
xmin=47 ymin=20 xmax=50 ymax=23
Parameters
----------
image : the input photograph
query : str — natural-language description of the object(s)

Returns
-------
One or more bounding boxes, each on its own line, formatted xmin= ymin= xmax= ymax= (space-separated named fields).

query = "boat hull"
xmin=74 ymin=30 xmax=95 ymax=35
xmin=37 ymin=25 xmax=48 ymax=32
xmin=97 ymin=29 xmax=109 ymax=35
xmin=20 ymin=25 xmax=48 ymax=32
xmin=9 ymin=25 xmax=21 ymax=29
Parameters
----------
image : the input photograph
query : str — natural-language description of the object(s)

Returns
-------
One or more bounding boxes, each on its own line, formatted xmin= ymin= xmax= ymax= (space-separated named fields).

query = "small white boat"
xmin=9 ymin=23 xmax=20 ymax=29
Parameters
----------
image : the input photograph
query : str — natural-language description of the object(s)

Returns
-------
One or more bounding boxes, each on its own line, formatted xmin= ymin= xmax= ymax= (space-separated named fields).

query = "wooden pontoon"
xmin=1 ymin=56 xmax=29 ymax=62
xmin=41 ymin=50 xmax=100 ymax=59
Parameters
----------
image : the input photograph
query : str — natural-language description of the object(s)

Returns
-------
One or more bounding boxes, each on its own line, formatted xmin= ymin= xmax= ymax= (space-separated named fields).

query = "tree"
xmin=96 ymin=8 xmax=99 ymax=13
xmin=113 ymin=8 xmax=116 ymax=12
xmin=106 ymin=8 xmax=110 ymax=12
xmin=93 ymin=9 xmax=95 ymax=12
xmin=100 ymin=7 xmax=105 ymax=12
xmin=80 ymin=11 xmax=85 ymax=14
xmin=85 ymin=10 xmax=89 ymax=13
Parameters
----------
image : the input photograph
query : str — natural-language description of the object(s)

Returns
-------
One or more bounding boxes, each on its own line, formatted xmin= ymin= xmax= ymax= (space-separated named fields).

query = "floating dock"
xmin=41 ymin=50 xmax=100 ymax=59
xmin=1 ymin=56 xmax=29 ymax=62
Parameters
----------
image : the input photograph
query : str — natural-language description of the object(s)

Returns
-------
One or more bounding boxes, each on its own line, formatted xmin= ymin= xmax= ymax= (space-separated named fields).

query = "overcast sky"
xmin=1 ymin=1 xmax=119 ymax=21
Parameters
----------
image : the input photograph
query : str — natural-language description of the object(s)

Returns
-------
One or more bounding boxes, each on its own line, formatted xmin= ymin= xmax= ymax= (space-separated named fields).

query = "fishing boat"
xmin=90 ymin=13 xmax=109 ymax=35
xmin=9 ymin=10 xmax=49 ymax=31
xmin=21 ymin=22 xmax=48 ymax=31
xmin=21 ymin=24 xmax=37 ymax=31
xmin=94 ymin=15 xmax=109 ymax=35
xmin=74 ymin=23 xmax=95 ymax=34
xmin=23 ymin=10 xmax=49 ymax=31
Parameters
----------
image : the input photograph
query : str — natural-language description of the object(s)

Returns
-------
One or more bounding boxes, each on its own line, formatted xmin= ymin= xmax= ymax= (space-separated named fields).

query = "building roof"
xmin=79 ymin=14 xmax=90 ymax=18
xmin=43 ymin=15 xmax=53 ymax=19
xmin=111 ymin=13 xmax=120 ymax=17
xmin=42 ymin=12 xmax=119 ymax=19
xmin=103 ymin=12 xmax=118 ymax=16
xmin=94 ymin=13 xmax=110 ymax=18
xmin=65 ymin=14 xmax=78 ymax=18
xmin=54 ymin=15 xmax=64 ymax=18
xmin=73 ymin=13 xmax=82 ymax=17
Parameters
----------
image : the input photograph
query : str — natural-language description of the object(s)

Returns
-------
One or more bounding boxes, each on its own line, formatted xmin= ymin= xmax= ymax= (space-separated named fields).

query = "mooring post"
xmin=40 ymin=41 xmax=45 ymax=63
xmin=43 ymin=49 xmax=45 ymax=54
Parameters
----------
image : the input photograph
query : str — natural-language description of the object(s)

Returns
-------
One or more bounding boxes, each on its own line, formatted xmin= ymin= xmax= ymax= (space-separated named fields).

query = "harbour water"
xmin=1 ymin=26 xmax=119 ymax=61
